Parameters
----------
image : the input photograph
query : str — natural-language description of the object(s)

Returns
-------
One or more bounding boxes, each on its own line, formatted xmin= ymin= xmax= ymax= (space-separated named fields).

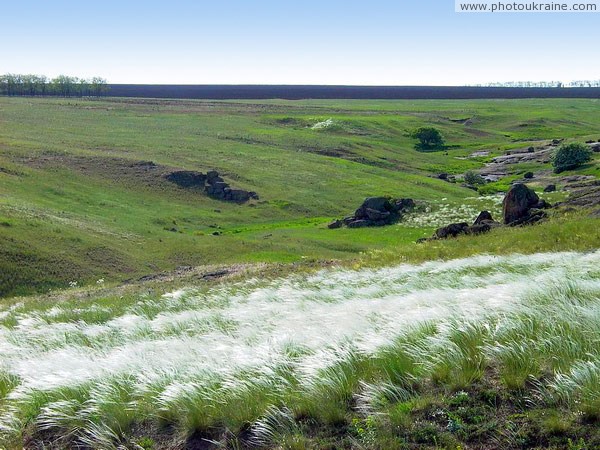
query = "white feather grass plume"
xmin=1 ymin=250 xmax=600 ymax=445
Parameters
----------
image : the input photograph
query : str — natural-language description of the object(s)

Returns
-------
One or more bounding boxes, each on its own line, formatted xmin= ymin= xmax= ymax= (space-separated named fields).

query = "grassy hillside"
xmin=3 ymin=248 xmax=600 ymax=449
xmin=1 ymin=97 xmax=600 ymax=297
xmin=3 ymin=97 xmax=600 ymax=449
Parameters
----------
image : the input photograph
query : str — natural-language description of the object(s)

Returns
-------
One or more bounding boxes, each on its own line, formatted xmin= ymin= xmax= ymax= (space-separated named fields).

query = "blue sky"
xmin=1 ymin=0 xmax=598 ymax=85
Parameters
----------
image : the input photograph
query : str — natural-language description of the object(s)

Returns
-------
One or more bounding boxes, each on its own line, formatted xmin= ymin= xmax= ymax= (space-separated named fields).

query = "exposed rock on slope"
xmin=561 ymin=179 xmax=600 ymax=214
xmin=166 ymin=170 xmax=258 ymax=203
xmin=423 ymin=184 xmax=552 ymax=242
xmin=478 ymin=144 xmax=554 ymax=182
xmin=433 ymin=210 xmax=500 ymax=240
xmin=166 ymin=171 xmax=207 ymax=188
xmin=328 ymin=197 xmax=415 ymax=229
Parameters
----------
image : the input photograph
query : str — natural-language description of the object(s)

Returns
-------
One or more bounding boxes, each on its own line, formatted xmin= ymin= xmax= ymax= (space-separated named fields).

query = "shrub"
xmin=410 ymin=127 xmax=445 ymax=150
xmin=553 ymin=143 xmax=593 ymax=173
xmin=464 ymin=171 xmax=486 ymax=185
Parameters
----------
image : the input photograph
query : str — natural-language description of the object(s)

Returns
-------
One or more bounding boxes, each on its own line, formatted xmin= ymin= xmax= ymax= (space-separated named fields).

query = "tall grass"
xmin=2 ymin=251 xmax=600 ymax=446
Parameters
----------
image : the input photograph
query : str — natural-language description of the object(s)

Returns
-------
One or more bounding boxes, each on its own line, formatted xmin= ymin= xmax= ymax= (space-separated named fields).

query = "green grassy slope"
xmin=1 ymin=97 xmax=599 ymax=296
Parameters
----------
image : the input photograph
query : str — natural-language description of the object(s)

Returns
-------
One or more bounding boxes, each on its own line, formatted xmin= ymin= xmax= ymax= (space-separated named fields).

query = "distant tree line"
xmin=472 ymin=80 xmax=600 ymax=88
xmin=0 ymin=74 xmax=109 ymax=97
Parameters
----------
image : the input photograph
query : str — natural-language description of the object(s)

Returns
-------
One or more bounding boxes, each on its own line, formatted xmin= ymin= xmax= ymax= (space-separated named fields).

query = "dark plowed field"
xmin=106 ymin=84 xmax=600 ymax=99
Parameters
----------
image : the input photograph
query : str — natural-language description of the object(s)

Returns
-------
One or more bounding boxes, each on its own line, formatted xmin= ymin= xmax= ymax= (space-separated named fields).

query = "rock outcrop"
xmin=166 ymin=171 xmax=207 ymax=188
xmin=502 ymin=183 xmax=549 ymax=225
xmin=328 ymin=196 xmax=415 ymax=229
xmin=559 ymin=179 xmax=600 ymax=212
xmin=435 ymin=222 xmax=470 ymax=239
xmin=432 ymin=210 xmax=501 ymax=240
xmin=166 ymin=170 xmax=258 ymax=203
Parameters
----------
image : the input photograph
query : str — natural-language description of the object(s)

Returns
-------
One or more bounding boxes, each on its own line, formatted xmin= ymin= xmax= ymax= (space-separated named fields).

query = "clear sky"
xmin=1 ymin=0 xmax=598 ymax=85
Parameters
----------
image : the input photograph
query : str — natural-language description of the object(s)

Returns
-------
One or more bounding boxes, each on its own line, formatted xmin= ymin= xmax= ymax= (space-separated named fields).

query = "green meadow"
xmin=3 ymin=96 xmax=600 ymax=449
xmin=1 ymin=96 xmax=599 ymax=297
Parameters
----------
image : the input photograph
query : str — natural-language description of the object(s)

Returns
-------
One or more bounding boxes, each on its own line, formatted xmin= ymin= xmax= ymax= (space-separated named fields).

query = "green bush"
xmin=553 ymin=143 xmax=593 ymax=173
xmin=464 ymin=171 xmax=486 ymax=185
xmin=410 ymin=127 xmax=445 ymax=151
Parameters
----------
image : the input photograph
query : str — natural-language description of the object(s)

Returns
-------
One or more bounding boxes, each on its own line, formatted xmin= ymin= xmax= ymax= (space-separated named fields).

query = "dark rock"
xmin=355 ymin=197 xmax=393 ymax=217
xmin=473 ymin=210 xmax=494 ymax=225
xmin=433 ymin=211 xmax=499 ymax=240
xmin=435 ymin=222 xmax=469 ymax=239
xmin=206 ymin=181 xmax=230 ymax=199
xmin=347 ymin=220 xmax=370 ymax=228
xmin=527 ymin=147 xmax=535 ymax=153
xmin=167 ymin=169 xmax=257 ymax=203
xmin=201 ymin=269 xmax=230 ymax=279
xmin=211 ymin=181 xmax=228 ymax=192
xmin=543 ymin=184 xmax=556 ymax=193
xmin=467 ymin=223 xmax=493 ymax=235
xmin=327 ymin=219 xmax=343 ymax=229
xmin=523 ymin=172 xmax=534 ymax=179
xmin=507 ymin=209 xmax=547 ymax=226
xmin=552 ymin=139 xmax=562 ymax=145
xmin=416 ymin=237 xmax=429 ymax=244
xmin=502 ymin=183 xmax=540 ymax=225
xmin=353 ymin=197 xmax=400 ymax=225
xmin=364 ymin=208 xmax=391 ymax=221
xmin=228 ymin=189 xmax=251 ymax=202
xmin=206 ymin=170 xmax=220 ymax=183
xmin=333 ymin=196 xmax=415 ymax=229
xmin=394 ymin=198 xmax=416 ymax=211
xmin=534 ymin=199 xmax=552 ymax=209
xmin=437 ymin=173 xmax=449 ymax=180
xmin=166 ymin=171 xmax=207 ymax=188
